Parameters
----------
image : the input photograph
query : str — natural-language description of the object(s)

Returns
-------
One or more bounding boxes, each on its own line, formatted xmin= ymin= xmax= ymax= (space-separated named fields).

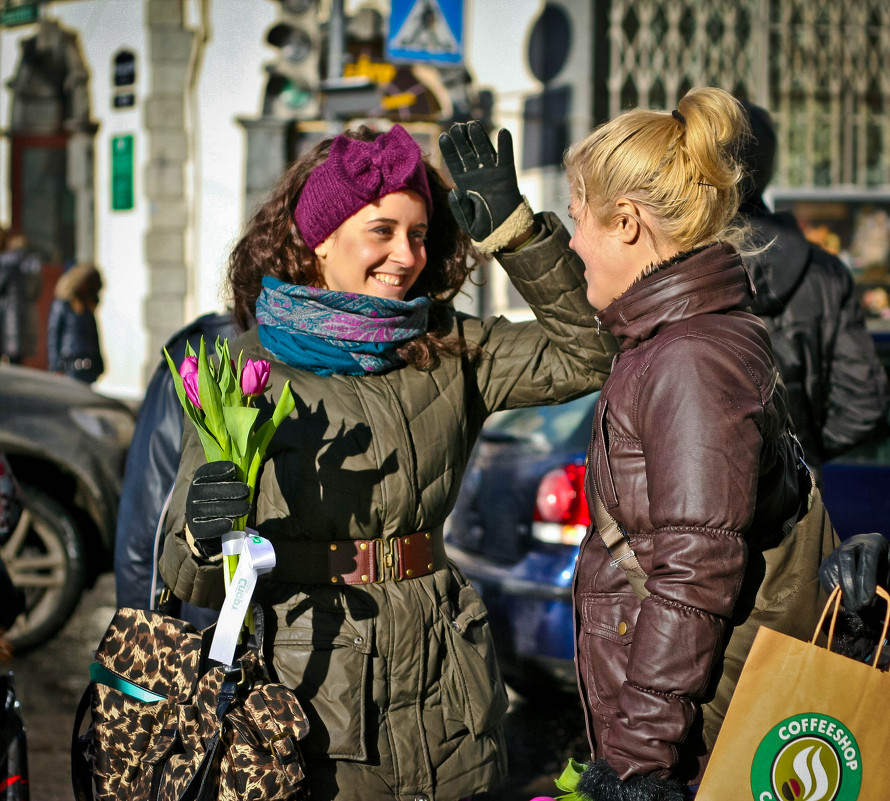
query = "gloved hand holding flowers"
xmin=166 ymin=337 xmax=295 ymax=562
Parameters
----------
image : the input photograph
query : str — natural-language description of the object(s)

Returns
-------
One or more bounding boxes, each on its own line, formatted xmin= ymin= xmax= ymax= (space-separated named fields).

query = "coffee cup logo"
xmin=751 ymin=713 xmax=861 ymax=800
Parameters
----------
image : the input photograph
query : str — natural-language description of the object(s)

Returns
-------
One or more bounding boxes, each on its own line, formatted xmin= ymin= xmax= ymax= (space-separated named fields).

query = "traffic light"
xmin=263 ymin=0 xmax=321 ymax=119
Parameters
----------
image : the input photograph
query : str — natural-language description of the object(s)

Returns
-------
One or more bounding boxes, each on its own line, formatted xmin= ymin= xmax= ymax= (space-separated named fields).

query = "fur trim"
xmin=577 ymin=760 xmax=686 ymax=801
xmin=630 ymin=243 xmax=714 ymax=288
xmin=471 ymin=196 xmax=535 ymax=254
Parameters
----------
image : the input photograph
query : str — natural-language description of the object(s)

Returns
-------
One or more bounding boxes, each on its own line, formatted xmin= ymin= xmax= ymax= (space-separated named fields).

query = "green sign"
xmin=0 ymin=3 xmax=39 ymax=27
xmin=111 ymin=135 xmax=134 ymax=211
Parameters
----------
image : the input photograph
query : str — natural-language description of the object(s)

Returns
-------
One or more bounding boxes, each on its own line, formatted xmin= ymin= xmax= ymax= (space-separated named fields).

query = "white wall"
xmin=0 ymin=2 xmax=151 ymax=398
xmin=56 ymin=1 xmax=150 ymax=399
xmin=191 ymin=0 xmax=278 ymax=319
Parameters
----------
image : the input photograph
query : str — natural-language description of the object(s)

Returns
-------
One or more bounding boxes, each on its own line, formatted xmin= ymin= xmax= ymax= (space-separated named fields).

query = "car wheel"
xmin=1 ymin=486 xmax=87 ymax=652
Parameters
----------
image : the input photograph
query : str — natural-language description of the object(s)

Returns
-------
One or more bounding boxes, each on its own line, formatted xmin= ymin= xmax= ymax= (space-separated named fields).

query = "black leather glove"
xmin=819 ymin=532 xmax=890 ymax=612
xmin=576 ymin=759 xmax=686 ymax=801
xmin=185 ymin=461 xmax=251 ymax=558
xmin=438 ymin=121 xmax=533 ymax=252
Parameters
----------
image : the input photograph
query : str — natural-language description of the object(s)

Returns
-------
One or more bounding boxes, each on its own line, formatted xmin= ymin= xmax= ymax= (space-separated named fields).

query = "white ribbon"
xmin=208 ymin=529 xmax=276 ymax=666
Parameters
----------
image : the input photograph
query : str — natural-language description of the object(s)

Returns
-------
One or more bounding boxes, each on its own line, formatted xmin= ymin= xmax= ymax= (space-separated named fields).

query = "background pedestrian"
xmin=0 ymin=232 xmax=42 ymax=366
xmin=739 ymin=102 xmax=889 ymax=481
xmin=46 ymin=262 xmax=104 ymax=384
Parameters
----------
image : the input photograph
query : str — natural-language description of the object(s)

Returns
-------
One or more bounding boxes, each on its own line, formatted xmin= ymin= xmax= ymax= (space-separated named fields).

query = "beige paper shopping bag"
xmin=697 ymin=586 xmax=890 ymax=801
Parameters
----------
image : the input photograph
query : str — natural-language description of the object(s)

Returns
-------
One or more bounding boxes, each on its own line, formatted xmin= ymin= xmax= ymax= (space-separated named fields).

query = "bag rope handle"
xmin=813 ymin=585 xmax=890 ymax=670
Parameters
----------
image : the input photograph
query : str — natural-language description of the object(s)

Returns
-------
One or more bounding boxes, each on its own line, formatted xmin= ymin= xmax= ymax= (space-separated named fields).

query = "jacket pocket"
xmin=272 ymin=599 xmax=374 ymax=761
xmin=577 ymin=592 xmax=637 ymax=716
xmin=439 ymin=579 xmax=509 ymax=739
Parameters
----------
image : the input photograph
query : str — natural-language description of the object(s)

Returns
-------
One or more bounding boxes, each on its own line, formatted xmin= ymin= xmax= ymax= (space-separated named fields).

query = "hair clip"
xmin=672 ymin=109 xmax=686 ymax=125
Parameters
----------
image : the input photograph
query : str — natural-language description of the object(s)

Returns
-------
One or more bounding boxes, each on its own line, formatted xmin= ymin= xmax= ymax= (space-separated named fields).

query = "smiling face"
xmin=312 ymin=190 xmax=429 ymax=300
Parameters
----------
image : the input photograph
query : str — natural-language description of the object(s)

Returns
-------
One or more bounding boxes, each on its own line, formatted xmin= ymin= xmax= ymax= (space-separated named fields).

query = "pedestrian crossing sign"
xmin=387 ymin=0 xmax=463 ymax=66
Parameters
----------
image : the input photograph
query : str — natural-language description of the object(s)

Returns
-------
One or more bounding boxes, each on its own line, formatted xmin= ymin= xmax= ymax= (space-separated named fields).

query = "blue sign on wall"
xmin=387 ymin=0 xmax=463 ymax=66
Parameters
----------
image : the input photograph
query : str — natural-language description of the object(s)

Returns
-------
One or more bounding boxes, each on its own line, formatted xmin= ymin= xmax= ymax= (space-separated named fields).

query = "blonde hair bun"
xmin=565 ymin=86 xmax=750 ymax=252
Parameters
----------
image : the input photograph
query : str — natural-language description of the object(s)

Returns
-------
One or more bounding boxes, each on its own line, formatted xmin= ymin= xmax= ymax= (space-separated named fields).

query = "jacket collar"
xmin=598 ymin=242 xmax=754 ymax=349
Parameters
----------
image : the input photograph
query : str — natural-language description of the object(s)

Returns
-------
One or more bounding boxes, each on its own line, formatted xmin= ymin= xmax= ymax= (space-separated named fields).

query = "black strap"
xmin=177 ymin=732 xmax=223 ymax=801
xmin=177 ymin=668 xmax=242 ymax=801
xmin=70 ymin=685 xmax=95 ymax=801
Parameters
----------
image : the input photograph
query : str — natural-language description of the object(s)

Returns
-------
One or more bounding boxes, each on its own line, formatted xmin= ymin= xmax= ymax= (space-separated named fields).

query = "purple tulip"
xmin=240 ymin=359 xmax=271 ymax=397
xmin=182 ymin=370 xmax=201 ymax=408
xmin=179 ymin=356 xmax=198 ymax=379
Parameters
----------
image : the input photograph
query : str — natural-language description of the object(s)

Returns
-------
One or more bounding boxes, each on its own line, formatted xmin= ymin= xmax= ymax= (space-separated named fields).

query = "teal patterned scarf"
xmin=256 ymin=277 xmax=431 ymax=376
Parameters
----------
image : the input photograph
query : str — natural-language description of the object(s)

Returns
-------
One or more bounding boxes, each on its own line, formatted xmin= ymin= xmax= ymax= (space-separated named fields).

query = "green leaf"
xmin=228 ymin=348 xmax=247 ymax=408
xmin=164 ymin=347 xmax=210 ymax=435
xmin=244 ymin=381 xmax=296 ymax=501
xmin=197 ymin=337 xmax=228 ymax=450
xmin=553 ymin=758 xmax=586 ymax=797
xmin=223 ymin=405 xmax=259 ymax=465
xmin=195 ymin=425 xmax=227 ymax=463
xmin=271 ymin=379 xmax=296 ymax=427
xmin=163 ymin=347 xmax=189 ymax=409
xmin=216 ymin=341 xmax=239 ymax=405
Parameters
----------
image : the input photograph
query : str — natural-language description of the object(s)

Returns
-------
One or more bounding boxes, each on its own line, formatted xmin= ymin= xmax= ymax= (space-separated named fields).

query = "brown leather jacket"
xmin=574 ymin=243 xmax=805 ymax=784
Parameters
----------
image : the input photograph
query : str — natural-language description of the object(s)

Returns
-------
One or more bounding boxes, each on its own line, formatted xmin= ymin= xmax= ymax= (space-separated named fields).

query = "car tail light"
xmin=532 ymin=464 xmax=590 ymax=545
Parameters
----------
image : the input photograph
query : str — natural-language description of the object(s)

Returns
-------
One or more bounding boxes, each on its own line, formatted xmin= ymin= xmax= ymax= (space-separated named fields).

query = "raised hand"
xmin=439 ymin=121 xmax=532 ymax=251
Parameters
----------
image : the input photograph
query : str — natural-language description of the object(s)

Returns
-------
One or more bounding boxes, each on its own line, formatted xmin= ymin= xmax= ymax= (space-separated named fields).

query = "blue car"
xmin=445 ymin=332 xmax=890 ymax=694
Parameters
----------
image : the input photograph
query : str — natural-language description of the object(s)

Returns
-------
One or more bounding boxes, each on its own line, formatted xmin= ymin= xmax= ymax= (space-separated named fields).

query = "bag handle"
xmin=813 ymin=585 xmax=890 ymax=670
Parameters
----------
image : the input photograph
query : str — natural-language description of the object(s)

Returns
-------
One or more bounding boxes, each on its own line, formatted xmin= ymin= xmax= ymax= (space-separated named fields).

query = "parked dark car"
xmin=0 ymin=365 xmax=135 ymax=650
xmin=445 ymin=330 xmax=890 ymax=694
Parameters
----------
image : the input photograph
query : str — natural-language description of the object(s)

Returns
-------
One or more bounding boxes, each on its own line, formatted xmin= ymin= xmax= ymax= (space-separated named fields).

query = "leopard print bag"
xmin=71 ymin=606 xmax=310 ymax=801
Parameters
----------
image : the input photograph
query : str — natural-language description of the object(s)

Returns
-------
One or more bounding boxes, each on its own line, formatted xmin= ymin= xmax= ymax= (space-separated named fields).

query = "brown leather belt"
xmin=269 ymin=526 xmax=446 ymax=585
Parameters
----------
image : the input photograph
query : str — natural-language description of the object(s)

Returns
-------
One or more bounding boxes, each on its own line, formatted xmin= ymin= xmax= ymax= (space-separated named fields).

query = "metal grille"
xmin=605 ymin=0 xmax=890 ymax=189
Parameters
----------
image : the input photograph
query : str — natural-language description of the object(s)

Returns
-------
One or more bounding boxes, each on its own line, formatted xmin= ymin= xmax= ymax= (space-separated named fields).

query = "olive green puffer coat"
xmin=159 ymin=212 xmax=618 ymax=801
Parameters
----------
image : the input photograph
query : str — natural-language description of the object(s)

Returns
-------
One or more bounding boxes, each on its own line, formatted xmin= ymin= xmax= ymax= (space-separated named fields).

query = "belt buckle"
xmin=373 ymin=538 xmax=401 ymax=582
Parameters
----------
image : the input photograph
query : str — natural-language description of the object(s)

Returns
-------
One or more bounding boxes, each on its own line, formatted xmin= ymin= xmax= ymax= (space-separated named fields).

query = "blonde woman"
xmin=443 ymin=89 xmax=823 ymax=800
xmin=562 ymin=87 xmax=823 ymax=799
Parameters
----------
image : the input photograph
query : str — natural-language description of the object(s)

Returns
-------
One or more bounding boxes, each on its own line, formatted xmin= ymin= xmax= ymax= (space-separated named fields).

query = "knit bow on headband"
xmin=295 ymin=124 xmax=433 ymax=250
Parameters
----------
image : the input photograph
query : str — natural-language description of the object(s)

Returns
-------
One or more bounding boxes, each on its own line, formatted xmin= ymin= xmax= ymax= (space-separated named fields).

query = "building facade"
xmin=0 ymin=0 xmax=887 ymax=397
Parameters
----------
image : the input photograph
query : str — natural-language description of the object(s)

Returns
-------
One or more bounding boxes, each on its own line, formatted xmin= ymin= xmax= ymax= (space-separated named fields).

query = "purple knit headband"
xmin=294 ymin=124 xmax=433 ymax=250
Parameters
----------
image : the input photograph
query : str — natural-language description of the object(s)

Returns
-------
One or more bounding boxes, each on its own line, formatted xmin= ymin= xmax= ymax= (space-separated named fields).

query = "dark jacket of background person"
xmin=113 ymin=311 xmax=233 ymax=626
xmin=46 ymin=262 xmax=104 ymax=383
xmin=575 ymin=243 xmax=805 ymax=785
xmin=0 ymin=236 xmax=42 ymax=364
xmin=740 ymin=103 xmax=889 ymax=479
xmin=745 ymin=208 xmax=889 ymax=473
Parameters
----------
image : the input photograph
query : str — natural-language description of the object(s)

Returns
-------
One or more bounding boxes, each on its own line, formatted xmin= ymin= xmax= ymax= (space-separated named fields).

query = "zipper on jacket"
xmin=594 ymin=314 xmax=601 ymax=334
xmin=592 ymin=398 xmax=619 ymax=508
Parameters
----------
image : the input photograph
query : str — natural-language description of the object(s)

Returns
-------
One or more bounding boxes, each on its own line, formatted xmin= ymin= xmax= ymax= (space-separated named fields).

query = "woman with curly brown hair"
xmin=159 ymin=123 xmax=617 ymax=801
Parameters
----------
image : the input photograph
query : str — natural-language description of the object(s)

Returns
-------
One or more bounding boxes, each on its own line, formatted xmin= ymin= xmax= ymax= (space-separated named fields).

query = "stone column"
xmin=66 ymin=123 xmax=98 ymax=265
xmin=143 ymin=0 xmax=194 ymax=383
